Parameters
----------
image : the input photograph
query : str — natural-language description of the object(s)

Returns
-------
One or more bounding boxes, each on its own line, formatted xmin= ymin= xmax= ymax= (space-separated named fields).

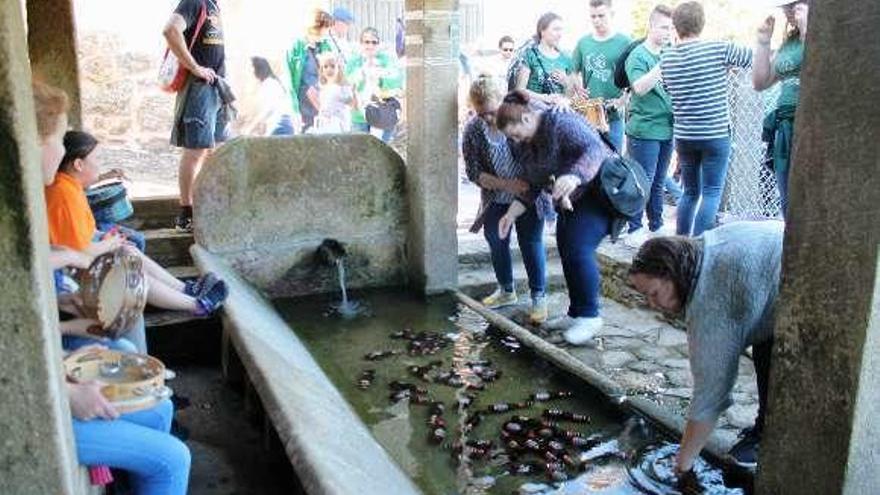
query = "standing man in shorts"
xmin=163 ymin=0 xmax=228 ymax=232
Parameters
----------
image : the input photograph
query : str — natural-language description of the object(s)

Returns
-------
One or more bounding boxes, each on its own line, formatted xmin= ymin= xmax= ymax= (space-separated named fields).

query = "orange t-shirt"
xmin=45 ymin=172 xmax=96 ymax=251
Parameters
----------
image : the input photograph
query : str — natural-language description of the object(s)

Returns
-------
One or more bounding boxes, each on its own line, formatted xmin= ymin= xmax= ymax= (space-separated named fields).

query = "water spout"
xmin=316 ymin=238 xmax=347 ymax=267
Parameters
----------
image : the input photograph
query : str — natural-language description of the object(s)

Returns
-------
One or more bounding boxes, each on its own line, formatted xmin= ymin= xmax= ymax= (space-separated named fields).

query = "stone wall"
xmin=192 ymin=135 xmax=408 ymax=298
xmin=78 ymin=31 xmax=181 ymax=192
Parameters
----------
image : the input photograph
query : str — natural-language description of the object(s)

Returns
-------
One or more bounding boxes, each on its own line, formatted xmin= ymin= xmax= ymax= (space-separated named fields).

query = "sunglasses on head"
xmin=362 ymin=39 xmax=380 ymax=45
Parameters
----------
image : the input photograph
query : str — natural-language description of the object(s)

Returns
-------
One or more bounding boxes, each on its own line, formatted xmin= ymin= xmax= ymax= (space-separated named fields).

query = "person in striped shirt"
xmin=462 ymin=76 xmax=551 ymax=324
xmin=660 ymin=1 xmax=752 ymax=236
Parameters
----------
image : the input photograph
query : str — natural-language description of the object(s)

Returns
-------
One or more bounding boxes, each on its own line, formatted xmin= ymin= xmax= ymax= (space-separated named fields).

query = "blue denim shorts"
xmin=171 ymin=77 xmax=229 ymax=149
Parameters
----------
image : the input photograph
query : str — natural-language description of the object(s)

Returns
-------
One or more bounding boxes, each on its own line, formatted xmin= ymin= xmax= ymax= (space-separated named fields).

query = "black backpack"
xmin=613 ymin=37 xmax=646 ymax=90
xmin=592 ymin=133 xmax=649 ymax=241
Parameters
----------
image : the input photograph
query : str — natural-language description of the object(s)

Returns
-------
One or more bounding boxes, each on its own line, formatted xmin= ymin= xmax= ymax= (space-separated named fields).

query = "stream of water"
xmin=274 ymin=290 xmax=744 ymax=495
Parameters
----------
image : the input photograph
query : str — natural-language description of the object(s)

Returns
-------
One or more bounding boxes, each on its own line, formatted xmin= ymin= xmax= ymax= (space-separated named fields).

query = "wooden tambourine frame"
xmin=64 ymin=349 xmax=171 ymax=414
xmin=77 ymin=246 xmax=148 ymax=339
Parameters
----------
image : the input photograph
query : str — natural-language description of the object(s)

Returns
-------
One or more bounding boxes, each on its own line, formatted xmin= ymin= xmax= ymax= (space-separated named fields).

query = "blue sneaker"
xmin=194 ymin=279 xmax=228 ymax=317
xmin=184 ymin=272 xmax=219 ymax=297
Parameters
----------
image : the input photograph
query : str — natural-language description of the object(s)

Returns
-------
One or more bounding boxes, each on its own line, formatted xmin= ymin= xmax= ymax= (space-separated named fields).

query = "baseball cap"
xmin=332 ymin=7 xmax=354 ymax=24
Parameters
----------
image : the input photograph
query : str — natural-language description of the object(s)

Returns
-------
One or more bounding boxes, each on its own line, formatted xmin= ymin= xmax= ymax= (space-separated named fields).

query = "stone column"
xmin=755 ymin=1 xmax=880 ymax=493
xmin=404 ymin=0 xmax=460 ymax=294
xmin=0 ymin=1 xmax=78 ymax=493
xmin=26 ymin=0 xmax=82 ymax=128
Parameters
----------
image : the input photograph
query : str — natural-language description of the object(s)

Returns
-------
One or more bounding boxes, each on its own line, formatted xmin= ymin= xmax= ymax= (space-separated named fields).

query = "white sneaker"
xmin=543 ymin=315 xmax=575 ymax=331
xmin=623 ymin=228 xmax=649 ymax=248
xmin=563 ymin=317 xmax=604 ymax=345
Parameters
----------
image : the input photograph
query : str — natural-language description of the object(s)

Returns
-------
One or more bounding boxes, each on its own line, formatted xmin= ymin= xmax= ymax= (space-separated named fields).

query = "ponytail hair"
xmin=496 ymin=90 xmax=532 ymax=130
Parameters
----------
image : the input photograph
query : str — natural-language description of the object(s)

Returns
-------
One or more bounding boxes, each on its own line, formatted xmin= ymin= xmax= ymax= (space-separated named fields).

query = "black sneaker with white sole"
xmin=174 ymin=212 xmax=193 ymax=233
xmin=728 ymin=426 xmax=760 ymax=468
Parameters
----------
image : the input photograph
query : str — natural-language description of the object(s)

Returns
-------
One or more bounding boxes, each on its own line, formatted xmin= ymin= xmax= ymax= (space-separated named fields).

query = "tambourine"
xmin=64 ymin=349 xmax=172 ymax=414
xmin=77 ymin=246 xmax=148 ymax=339
xmin=571 ymin=94 xmax=610 ymax=133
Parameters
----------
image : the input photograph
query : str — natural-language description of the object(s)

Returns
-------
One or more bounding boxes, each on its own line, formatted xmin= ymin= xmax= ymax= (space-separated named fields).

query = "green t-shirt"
xmin=345 ymin=51 xmax=403 ymax=124
xmin=624 ymin=43 xmax=673 ymax=141
xmin=522 ymin=47 xmax=573 ymax=95
xmin=572 ymin=33 xmax=632 ymax=120
xmin=773 ymin=38 xmax=804 ymax=109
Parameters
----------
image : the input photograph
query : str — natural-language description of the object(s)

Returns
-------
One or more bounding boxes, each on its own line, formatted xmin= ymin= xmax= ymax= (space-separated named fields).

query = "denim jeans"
xmin=606 ymin=118 xmax=625 ymax=153
xmin=483 ymin=202 xmax=546 ymax=298
xmin=352 ymin=121 xmax=394 ymax=143
xmin=664 ymin=175 xmax=683 ymax=204
xmin=775 ymin=164 xmax=790 ymax=218
xmin=97 ymin=223 xmax=145 ymax=252
xmin=62 ymin=314 xmax=147 ymax=354
xmin=626 ymin=137 xmax=673 ymax=232
xmin=675 ymin=137 xmax=732 ymax=236
xmin=556 ymin=198 xmax=611 ymax=318
xmin=271 ymin=115 xmax=295 ymax=136
xmin=73 ymin=399 xmax=190 ymax=495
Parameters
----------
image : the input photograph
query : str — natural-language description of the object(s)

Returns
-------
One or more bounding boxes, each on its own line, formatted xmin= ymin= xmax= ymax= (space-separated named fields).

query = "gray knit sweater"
xmin=685 ymin=220 xmax=784 ymax=423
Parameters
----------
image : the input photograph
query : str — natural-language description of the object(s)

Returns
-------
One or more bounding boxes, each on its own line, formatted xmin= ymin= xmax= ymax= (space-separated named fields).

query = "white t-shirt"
xmin=311 ymin=83 xmax=353 ymax=134
xmin=255 ymin=77 xmax=292 ymax=135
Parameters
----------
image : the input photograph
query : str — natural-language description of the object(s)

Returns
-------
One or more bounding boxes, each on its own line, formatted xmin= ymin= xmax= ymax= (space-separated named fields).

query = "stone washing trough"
xmin=189 ymin=135 xmax=745 ymax=493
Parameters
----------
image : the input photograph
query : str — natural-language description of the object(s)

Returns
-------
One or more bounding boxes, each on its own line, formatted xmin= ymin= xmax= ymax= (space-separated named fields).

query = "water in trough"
xmin=274 ymin=290 xmax=743 ymax=495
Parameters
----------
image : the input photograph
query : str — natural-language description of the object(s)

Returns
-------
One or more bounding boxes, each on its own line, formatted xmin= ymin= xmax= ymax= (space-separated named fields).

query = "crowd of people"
xmin=24 ymin=0 xmax=810 ymax=490
xmin=462 ymin=0 xmax=808 ymax=477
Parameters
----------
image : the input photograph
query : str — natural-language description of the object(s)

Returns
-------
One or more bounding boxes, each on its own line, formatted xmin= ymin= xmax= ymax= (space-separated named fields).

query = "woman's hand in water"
xmin=498 ymin=201 xmax=527 ymax=240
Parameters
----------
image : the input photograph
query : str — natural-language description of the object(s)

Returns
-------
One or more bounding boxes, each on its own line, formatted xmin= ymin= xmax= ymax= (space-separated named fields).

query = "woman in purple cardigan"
xmin=496 ymin=90 xmax=613 ymax=345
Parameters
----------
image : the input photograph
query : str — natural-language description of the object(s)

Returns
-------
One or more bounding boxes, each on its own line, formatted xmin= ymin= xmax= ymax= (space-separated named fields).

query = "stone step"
xmin=144 ymin=228 xmax=193 ymax=267
xmin=128 ymin=196 xmax=179 ymax=231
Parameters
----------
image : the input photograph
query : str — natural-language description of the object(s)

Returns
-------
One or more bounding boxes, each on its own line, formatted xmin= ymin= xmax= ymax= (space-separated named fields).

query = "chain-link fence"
xmin=723 ymin=69 xmax=783 ymax=220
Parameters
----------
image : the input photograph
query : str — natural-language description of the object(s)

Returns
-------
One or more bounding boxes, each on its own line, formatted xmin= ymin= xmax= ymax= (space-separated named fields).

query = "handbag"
xmin=365 ymin=97 xmax=401 ymax=130
xmin=158 ymin=1 xmax=208 ymax=93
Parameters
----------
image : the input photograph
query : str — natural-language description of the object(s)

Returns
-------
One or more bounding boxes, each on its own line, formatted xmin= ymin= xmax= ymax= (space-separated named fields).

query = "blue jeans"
xmin=73 ymin=399 xmax=190 ymax=495
xmin=271 ymin=115 xmax=295 ymax=136
xmin=556 ymin=199 xmax=611 ymax=318
xmin=482 ymin=202 xmax=546 ymax=298
xmin=61 ymin=314 xmax=148 ymax=354
xmin=664 ymin=175 xmax=683 ymax=204
xmin=775 ymin=164 xmax=789 ymax=218
xmin=97 ymin=223 xmax=145 ymax=252
xmin=352 ymin=121 xmax=394 ymax=143
xmin=626 ymin=137 xmax=673 ymax=232
xmin=675 ymin=137 xmax=732 ymax=237
xmin=606 ymin=118 xmax=625 ymax=152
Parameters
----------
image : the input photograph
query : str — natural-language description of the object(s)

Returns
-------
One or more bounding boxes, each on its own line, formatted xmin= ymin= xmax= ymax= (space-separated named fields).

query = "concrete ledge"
xmin=190 ymin=245 xmax=420 ymax=495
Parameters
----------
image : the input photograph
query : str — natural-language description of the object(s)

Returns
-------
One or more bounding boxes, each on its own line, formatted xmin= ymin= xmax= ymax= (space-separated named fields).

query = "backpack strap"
xmin=186 ymin=1 xmax=209 ymax=53
xmin=530 ymin=47 xmax=558 ymax=93
xmin=596 ymin=126 xmax=619 ymax=155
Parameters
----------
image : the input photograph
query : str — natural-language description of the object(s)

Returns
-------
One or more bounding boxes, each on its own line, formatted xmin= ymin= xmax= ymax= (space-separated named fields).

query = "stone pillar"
xmin=26 ymin=0 xmax=82 ymax=128
xmin=0 ymin=1 xmax=78 ymax=493
xmin=755 ymin=1 xmax=880 ymax=494
xmin=404 ymin=0 xmax=460 ymax=294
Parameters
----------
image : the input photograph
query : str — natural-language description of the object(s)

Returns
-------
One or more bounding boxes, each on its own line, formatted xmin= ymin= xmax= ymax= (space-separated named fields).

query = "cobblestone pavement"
xmin=481 ymin=284 xmax=759 ymax=451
